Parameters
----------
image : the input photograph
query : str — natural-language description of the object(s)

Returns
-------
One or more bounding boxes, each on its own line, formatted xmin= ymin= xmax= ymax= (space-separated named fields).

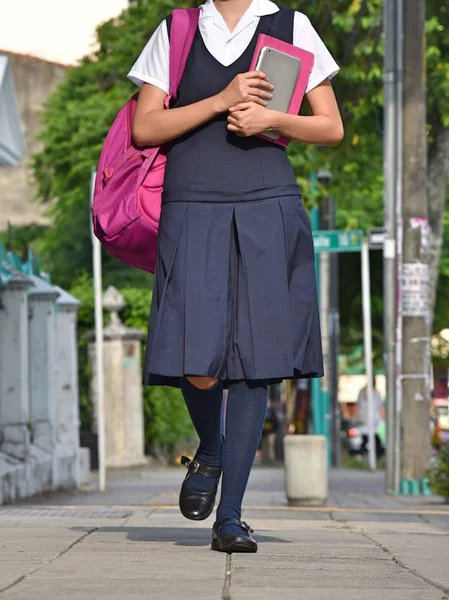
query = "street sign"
xmin=368 ymin=228 xmax=386 ymax=249
xmin=312 ymin=229 xmax=364 ymax=253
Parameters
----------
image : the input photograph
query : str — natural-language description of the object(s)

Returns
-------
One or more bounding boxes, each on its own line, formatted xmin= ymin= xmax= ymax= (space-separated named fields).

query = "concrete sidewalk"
xmin=1 ymin=467 xmax=449 ymax=599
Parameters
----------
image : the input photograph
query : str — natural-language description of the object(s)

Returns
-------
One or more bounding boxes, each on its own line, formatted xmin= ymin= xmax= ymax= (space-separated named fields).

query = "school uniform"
xmin=128 ymin=0 xmax=339 ymax=388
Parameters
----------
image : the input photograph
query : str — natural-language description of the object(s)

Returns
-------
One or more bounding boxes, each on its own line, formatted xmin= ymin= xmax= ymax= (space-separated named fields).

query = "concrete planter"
xmin=283 ymin=434 xmax=328 ymax=506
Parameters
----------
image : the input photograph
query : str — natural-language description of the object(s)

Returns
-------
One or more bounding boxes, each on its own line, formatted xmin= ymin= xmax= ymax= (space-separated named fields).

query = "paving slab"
xmin=332 ymin=510 xmax=426 ymax=522
xmin=230 ymin=557 xmax=432 ymax=589
xmin=0 ymin=525 xmax=94 ymax=593
xmin=231 ymin=588 xmax=446 ymax=600
xmin=345 ymin=519 xmax=448 ymax=535
xmin=364 ymin=530 xmax=449 ymax=592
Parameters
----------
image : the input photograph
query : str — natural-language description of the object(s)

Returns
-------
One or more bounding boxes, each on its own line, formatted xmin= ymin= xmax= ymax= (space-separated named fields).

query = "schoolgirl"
xmin=128 ymin=0 xmax=343 ymax=553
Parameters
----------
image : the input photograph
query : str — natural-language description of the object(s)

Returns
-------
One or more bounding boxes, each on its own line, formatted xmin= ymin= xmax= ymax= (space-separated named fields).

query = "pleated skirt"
xmin=143 ymin=196 xmax=323 ymax=388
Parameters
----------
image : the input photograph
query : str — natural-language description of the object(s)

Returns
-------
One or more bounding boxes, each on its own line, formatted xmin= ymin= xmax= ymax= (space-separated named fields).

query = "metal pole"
xmin=327 ymin=195 xmax=341 ymax=467
xmin=362 ymin=241 xmax=376 ymax=471
xmin=394 ymin=0 xmax=404 ymax=493
xmin=319 ymin=202 xmax=331 ymax=465
xmin=383 ymin=0 xmax=399 ymax=493
xmin=310 ymin=205 xmax=322 ymax=435
xmin=320 ymin=251 xmax=331 ymax=460
xmin=90 ymin=170 xmax=106 ymax=492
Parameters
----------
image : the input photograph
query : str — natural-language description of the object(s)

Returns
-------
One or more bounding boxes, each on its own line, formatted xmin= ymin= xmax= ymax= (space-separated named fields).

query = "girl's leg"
xmin=216 ymin=379 xmax=268 ymax=534
xmin=180 ymin=377 xmax=224 ymax=492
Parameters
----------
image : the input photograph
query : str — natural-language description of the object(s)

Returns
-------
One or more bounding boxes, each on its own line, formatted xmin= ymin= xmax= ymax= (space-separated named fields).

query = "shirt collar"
xmin=251 ymin=0 xmax=280 ymax=17
xmin=200 ymin=0 xmax=279 ymax=30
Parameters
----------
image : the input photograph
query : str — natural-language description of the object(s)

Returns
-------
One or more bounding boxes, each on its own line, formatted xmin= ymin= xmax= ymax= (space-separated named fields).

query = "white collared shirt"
xmin=128 ymin=0 xmax=339 ymax=95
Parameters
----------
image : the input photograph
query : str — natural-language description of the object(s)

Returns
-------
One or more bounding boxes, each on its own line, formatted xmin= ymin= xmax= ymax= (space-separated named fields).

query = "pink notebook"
xmin=249 ymin=34 xmax=315 ymax=147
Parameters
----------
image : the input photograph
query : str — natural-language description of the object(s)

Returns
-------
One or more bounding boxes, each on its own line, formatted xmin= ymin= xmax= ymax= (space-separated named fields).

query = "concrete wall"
xmin=0 ymin=269 xmax=89 ymax=504
xmin=0 ymin=52 xmax=67 ymax=230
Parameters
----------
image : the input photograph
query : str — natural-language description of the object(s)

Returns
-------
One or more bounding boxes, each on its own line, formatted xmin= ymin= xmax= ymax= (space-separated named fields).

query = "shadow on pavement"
xmin=71 ymin=526 xmax=290 ymax=547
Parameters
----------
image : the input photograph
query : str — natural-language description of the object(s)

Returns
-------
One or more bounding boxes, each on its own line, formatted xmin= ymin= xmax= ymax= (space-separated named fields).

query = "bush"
xmin=69 ymin=273 xmax=195 ymax=456
xmin=428 ymin=445 xmax=449 ymax=502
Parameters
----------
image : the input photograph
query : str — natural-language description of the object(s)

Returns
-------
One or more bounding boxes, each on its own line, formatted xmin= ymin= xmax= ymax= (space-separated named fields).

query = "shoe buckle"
xmin=241 ymin=521 xmax=254 ymax=533
xmin=189 ymin=460 xmax=200 ymax=474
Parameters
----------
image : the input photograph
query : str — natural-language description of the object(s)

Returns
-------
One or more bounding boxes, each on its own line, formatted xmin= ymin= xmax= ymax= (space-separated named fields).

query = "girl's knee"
xmin=186 ymin=376 xmax=220 ymax=390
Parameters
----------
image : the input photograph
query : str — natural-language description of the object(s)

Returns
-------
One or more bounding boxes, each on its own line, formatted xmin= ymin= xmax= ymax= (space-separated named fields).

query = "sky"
xmin=0 ymin=0 xmax=129 ymax=64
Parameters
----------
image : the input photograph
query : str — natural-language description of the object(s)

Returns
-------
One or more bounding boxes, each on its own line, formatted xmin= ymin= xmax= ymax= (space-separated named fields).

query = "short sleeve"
xmin=293 ymin=13 xmax=340 ymax=94
xmin=127 ymin=20 xmax=170 ymax=94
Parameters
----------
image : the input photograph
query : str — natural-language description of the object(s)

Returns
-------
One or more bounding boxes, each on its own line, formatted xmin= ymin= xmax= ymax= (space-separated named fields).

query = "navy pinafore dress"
xmin=144 ymin=7 xmax=323 ymax=388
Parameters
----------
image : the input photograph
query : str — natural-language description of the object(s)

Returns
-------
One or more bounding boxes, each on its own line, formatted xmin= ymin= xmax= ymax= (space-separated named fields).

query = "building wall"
xmin=0 ymin=52 xmax=67 ymax=230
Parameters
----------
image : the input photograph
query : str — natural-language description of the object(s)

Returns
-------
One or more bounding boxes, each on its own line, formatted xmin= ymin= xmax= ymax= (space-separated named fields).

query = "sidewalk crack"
xmin=222 ymin=554 xmax=233 ymax=600
xmin=361 ymin=529 xmax=449 ymax=596
xmin=0 ymin=527 xmax=98 ymax=595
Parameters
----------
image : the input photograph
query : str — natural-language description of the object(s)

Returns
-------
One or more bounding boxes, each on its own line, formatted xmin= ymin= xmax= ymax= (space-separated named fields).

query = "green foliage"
xmin=143 ymin=385 xmax=196 ymax=452
xmin=434 ymin=211 xmax=449 ymax=334
xmin=338 ymin=249 xmax=384 ymax=369
xmin=0 ymin=224 xmax=48 ymax=258
xmin=426 ymin=3 xmax=449 ymax=133
xmin=69 ymin=273 xmax=97 ymax=433
xmin=428 ymin=445 xmax=449 ymax=500
xmin=287 ymin=0 xmax=385 ymax=226
xmin=69 ymin=273 xmax=195 ymax=453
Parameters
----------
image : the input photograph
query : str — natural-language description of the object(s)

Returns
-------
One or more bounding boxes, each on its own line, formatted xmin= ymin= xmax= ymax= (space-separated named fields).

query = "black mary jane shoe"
xmin=211 ymin=518 xmax=258 ymax=554
xmin=179 ymin=456 xmax=221 ymax=521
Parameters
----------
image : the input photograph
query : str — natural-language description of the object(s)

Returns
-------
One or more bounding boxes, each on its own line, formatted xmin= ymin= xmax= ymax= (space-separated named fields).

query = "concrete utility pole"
xmin=383 ymin=0 xmax=401 ymax=492
xmin=400 ymin=0 xmax=432 ymax=480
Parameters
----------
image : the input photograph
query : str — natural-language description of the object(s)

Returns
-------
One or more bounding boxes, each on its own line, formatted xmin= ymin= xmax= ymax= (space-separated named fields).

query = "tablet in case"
xmin=249 ymin=34 xmax=315 ymax=147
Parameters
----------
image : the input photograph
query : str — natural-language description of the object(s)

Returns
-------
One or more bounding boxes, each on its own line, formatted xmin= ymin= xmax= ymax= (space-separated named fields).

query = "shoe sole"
xmin=211 ymin=537 xmax=258 ymax=554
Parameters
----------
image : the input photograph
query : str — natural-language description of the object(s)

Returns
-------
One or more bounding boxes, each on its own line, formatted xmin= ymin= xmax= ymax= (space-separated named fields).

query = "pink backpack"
xmin=92 ymin=8 xmax=200 ymax=272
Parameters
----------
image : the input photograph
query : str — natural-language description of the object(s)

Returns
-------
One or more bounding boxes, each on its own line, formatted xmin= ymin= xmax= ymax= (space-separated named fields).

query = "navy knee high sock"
xmin=217 ymin=379 xmax=268 ymax=535
xmin=180 ymin=378 xmax=224 ymax=493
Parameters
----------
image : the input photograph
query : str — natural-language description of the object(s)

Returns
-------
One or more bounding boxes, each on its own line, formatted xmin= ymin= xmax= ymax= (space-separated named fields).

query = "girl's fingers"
xmin=230 ymin=98 xmax=267 ymax=112
xmin=244 ymin=71 xmax=269 ymax=80
xmin=248 ymin=97 xmax=268 ymax=107
xmin=227 ymin=124 xmax=245 ymax=137
xmin=245 ymin=87 xmax=273 ymax=100
xmin=247 ymin=78 xmax=274 ymax=90
xmin=253 ymin=89 xmax=273 ymax=100
xmin=230 ymin=103 xmax=254 ymax=112
xmin=227 ymin=116 xmax=240 ymax=127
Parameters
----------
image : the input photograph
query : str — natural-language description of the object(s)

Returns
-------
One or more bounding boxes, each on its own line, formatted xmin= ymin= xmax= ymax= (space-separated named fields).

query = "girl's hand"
xmin=216 ymin=72 xmax=274 ymax=113
xmin=227 ymin=102 xmax=274 ymax=137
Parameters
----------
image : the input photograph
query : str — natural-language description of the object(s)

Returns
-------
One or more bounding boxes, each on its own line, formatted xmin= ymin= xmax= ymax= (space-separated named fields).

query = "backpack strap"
xmin=169 ymin=8 xmax=200 ymax=101
xmin=262 ymin=7 xmax=295 ymax=43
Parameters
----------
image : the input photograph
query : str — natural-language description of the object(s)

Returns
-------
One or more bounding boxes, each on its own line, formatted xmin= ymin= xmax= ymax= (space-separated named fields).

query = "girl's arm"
xmin=270 ymin=81 xmax=344 ymax=145
xmin=133 ymin=85 xmax=222 ymax=147
xmin=133 ymin=73 xmax=274 ymax=147
xmin=227 ymin=80 xmax=344 ymax=147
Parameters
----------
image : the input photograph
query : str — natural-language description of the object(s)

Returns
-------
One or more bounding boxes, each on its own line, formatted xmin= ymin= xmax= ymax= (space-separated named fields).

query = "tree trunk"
xmin=427 ymin=126 xmax=449 ymax=317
